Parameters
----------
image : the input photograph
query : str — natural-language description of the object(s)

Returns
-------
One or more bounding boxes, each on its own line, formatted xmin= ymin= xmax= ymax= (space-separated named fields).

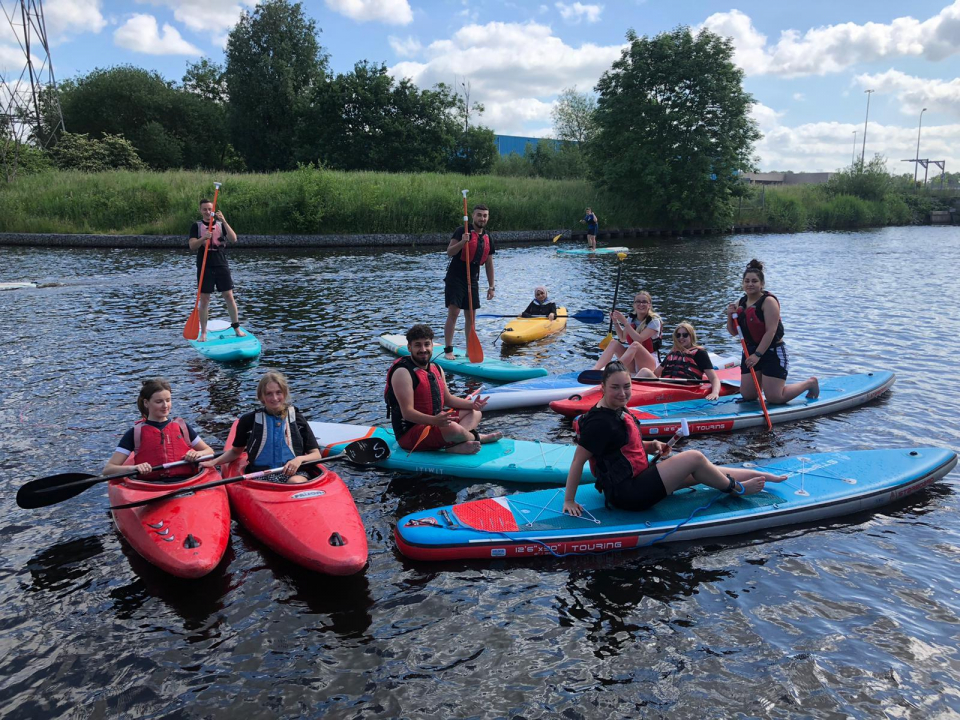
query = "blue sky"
xmin=3 ymin=0 xmax=959 ymax=173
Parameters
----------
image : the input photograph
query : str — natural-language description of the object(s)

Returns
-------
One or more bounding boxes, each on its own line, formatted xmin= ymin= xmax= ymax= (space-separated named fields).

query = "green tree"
xmin=552 ymin=86 xmax=596 ymax=145
xmin=591 ymin=26 xmax=760 ymax=227
xmin=48 ymin=132 xmax=146 ymax=171
xmin=823 ymin=155 xmax=891 ymax=202
xmin=225 ymin=0 xmax=328 ymax=171
xmin=448 ymin=126 xmax=497 ymax=175
xmin=183 ymin=59 xmax=227 ymax=103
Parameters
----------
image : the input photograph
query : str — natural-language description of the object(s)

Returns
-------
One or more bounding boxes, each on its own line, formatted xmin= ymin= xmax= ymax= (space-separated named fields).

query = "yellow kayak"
xmin=501 ymin=307 xmax=568 ymax=345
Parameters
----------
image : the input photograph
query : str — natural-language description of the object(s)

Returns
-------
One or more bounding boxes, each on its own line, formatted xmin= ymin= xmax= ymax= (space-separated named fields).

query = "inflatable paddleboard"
xmin=188 ymin=319 xmax=261 ymax=362
xmin=311 ymin=421 xmax=593 ymax=485
xmin=482 ymin=372 xmax=595 ymax=411
xmin=379 ymin=333 xmax=548 ymax=382
xmin=395 ymin=447 xmax=957 ymax=561
xmin=0 ymin=281 xmax=37 ymax=291
xmin=556 ymin=247 xmax=628 ymax=256
xmin=501 ymin=307 xmax=567 ymax=345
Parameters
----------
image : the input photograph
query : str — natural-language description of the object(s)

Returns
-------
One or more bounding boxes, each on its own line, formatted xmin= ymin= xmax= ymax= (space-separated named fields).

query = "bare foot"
xmin=478 ymin=431 xmax=502 ymax=444
xmin=806 ymin=377 xmax=820 ymax=399
xmin=445 ymin=440 xmax=481 ymax=455
xmin=199 ymin=332 xmax=207 ymax=343
xmin=444 ymin=352 xmax=456 ymax=360
xmin=736 ymin=477 xmax=767 ymax=495
xmin=235 ymin=327 xmax=247 ymax=337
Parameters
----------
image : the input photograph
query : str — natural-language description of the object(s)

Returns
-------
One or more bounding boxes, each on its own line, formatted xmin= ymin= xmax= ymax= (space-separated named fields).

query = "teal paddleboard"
xmin=556 ymin=247 xmax=628 ymax=255
xmin=379 ymin=333 xmax=548 ymax=382
xmin=188 ymin=318 xmax=261 ymax=362
xmin=312 ymin=421 xmax=593 ymax=485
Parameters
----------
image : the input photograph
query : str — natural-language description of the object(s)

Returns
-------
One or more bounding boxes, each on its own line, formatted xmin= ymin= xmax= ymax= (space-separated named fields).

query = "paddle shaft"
xmin=461 ymin=190 xmax=484 ymax=363
xmin=732 ymin=313 xmax=773 ymax=431
xmin=599 ymin=256 xmax=624 ymax=348
xmin=476 ymin=310 xmax=601 ymax=321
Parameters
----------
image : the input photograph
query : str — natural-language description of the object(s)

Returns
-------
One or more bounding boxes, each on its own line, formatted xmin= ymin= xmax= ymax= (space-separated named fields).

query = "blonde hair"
xmin=137 ymin=378 xmax=172 ymax=418
xmin=632 ymin=291 xmax=661 ymax=328
xmin=670 ymin=322 xmax=704 ymax=353
xmin=257 ymin=371 xmax=291 ymax=412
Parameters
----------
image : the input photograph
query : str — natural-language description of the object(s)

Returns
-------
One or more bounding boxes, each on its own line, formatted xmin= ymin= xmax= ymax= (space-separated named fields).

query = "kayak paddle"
xmin=732 ymin=313 xmax=773 ymax=431
xmin=476 ymin=309 xmax=603 ymax=323
xmin=462 ymin=189 xmax=484 ymax=363
xmin=551 ymin=233 xmax=562 ymax=243
xmin=599 ymin=252 xmax=627 ymax=349
xmin=109 ymin=438 xmax=391 ymax=511
xmin=17 ymin=455 xmax=215 ymax=509
xmin=184 ymin=181 xmax=222 ymax=340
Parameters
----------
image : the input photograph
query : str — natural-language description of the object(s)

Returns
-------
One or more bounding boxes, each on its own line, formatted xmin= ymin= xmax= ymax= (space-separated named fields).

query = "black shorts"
xmin=198 ymin=264 xmax=234 ymax=294
xmin=444 ymin=276 xmax=481 ymax=310
xmin=741 ymin=343 xmax=789 ymax=381
xmin=603 ymin=463 xmax=667 ymax=512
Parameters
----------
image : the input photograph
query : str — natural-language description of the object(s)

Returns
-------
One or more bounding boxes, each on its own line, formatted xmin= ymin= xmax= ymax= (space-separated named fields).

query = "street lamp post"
xmin=914 ymin=107 xmax=927 ymax=189
xmin=860 ymin=89 xmax=874 ymax=167
xmin=852 ymin=130 xmax=858 ymax=166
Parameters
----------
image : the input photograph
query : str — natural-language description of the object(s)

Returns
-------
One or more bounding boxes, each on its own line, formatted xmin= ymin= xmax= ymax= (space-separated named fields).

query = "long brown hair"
xmin=137 ymin=378 xmax=172 ymax=418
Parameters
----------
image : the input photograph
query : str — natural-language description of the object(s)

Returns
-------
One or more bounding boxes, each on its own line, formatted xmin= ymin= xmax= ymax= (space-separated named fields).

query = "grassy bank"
xmin=0 ymin=167 xmax=951 ymax=236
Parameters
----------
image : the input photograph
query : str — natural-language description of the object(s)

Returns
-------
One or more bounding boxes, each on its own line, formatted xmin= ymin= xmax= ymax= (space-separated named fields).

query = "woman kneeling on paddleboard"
xmin=592 ymin=291 xmax=663 ymax=375
xmin=725 ymin=259 xmax=819 ymax=405
xmin=562 ymin=362 xmax=785 ymax=516
xmin=634 ymin=322 xmax=722 ymax=401
xmin=203 ymin=371 xmax=321 ymax=484
xmin=103 ymin=378 xmax=214 ymax=480
xmin=520 ymin=286 xmax=557 ymax=321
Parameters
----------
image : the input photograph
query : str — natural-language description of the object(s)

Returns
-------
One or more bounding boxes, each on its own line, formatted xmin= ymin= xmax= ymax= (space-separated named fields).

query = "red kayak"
xmin=222 ymin=422 xmax=368 ymax=575
xmin=548 ymin=366 xmax=742 ymax=418
xmin=108 ymin=459 xmax=230 ymax=579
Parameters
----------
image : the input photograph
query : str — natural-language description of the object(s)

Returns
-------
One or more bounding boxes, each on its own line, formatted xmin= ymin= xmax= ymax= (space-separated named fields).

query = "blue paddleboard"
xmin=379 ymin=333 xmax=548 ymax=382
xmin=188 ymin=318 xmax=261 ymax=362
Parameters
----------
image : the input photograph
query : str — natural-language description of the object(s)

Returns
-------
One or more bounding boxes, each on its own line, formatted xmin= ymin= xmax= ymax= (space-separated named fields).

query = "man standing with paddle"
xmin=188 ymin=197 xmax=246 ymax=343
xmin=443 ymin=202 xmax=495 ymax=361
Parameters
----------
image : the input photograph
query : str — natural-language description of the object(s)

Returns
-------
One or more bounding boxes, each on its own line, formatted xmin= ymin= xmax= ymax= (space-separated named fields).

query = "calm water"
xmin=1 ymin=226 xmax=959 ymax=718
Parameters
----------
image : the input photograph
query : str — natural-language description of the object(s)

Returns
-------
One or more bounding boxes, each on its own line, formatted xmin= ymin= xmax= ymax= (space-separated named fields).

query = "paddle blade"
xmin=17 ymin=472 xmax=99 ymax=509
xmin=467 ymin=329 xmax=484 ymax=363
xmin=598 ymin=333 xmax=613 ymax=350
xmin=572 ymin=309 xmax=604 ymax=323
xmin=343 ymin=437 xmax=391 ymax=465
xmin=577 ymin=370 xmax=603 ymax=384
xmin=551 ymin=233 xmax=562 ymax=243
xmin=183 ymin=307 xmax=200 ymax=340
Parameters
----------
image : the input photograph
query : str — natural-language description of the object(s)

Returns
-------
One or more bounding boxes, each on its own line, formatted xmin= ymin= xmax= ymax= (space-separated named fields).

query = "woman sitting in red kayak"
xmin=725 ymin=258 xmax=819 ymax=404
xmin=103 ymin=378 xmax=214 ymax=480
xmin=562 ymin=361 xmax=786 ymax=516
xmin=592 ymin=291 xmax=663 ymax=374
xmin=634 ymin=322 xmax=722 ymax=400
xmin=520 ymin=286 xmax=557 ymax=321
xmin=203 ymin=371 xmax=321 ymax=483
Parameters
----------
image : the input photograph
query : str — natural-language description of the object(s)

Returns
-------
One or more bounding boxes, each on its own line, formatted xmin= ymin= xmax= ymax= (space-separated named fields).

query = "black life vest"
xmin=660 ymin=349 xmax=705 ymax=380
xmin=737 ymin=291 xmax=785 ymax=348
xmin=244 ymin=406 xmax=304 ymax=464
xmin=574 ymin=406 xmax=650 ymax=496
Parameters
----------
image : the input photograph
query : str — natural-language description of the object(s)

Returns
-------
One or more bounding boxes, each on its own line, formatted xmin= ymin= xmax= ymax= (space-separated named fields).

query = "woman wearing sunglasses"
xmin=592 ymin=291 xmax=663 ymax=374
xmin=634 ymin=322 xmax=722 ymax=400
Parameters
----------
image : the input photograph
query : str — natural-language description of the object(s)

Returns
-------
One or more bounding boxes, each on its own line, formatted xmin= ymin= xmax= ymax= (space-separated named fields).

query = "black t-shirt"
xmin=231 ymin=407 xmax=320 ymax=453
xmin=577 ymin=406 xmax=629 ymax=459
xmin=521 ymin=300 xmax=557 ymax=317
xmin=190 ymin=220 xmax=229 ymax=269
xmin=116 ymin=419 xmax=200 ymax=455
xmin=445 ymin=225 xmax=496 ymax=283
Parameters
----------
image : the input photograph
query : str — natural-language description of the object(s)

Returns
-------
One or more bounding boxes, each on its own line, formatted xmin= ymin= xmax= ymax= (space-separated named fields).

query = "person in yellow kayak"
xmin=520 ymin=286 xmax=557 ymax=321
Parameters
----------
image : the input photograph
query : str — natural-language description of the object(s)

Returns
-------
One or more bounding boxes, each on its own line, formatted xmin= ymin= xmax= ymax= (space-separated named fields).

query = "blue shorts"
xmin=587 ymin=226 xmax=598 ymax=236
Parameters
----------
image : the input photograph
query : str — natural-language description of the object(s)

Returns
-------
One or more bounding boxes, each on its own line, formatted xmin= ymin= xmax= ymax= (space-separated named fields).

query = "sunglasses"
xmin=675 ymin=331 xmax=690 ymax=338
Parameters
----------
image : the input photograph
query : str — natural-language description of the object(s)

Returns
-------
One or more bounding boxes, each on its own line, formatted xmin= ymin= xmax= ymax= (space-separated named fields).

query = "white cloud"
xmin=324 ymin=0 xmax=413 ymax=25
xmin=114 ymin=14 xmax=202 ymax=55
xmin=702 ymin=1 xmax=960 ymax=77
xmin=388 ymin=35 xmax=422 ymax=58
xmin=792 ymin=92 xmax=805 ymax=101
xmin=44 ymin=0 xmax=107 ymax=37
xmin=390 ymin=21 xmax=622 ymax=134
xmin=556 ymin=2 xmax=603 ymax=24
xmin=138 ymin=0 xmax=255 ymax=33
xmin=855 ymin=69 xmax=960 ymax=118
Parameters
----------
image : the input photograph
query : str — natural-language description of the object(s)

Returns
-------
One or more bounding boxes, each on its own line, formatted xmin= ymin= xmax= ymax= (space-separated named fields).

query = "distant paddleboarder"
xmin=580 ymin=207 xmax=599 ymax=251
xmin=188 ymin=198 xmax=246 ymax=343
xmin=444 ymin=204 xmax=496 ymax=360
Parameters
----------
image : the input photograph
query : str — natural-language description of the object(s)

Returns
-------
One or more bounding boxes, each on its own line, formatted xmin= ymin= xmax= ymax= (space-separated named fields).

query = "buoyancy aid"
xmin=133 ymin=418 xmax=194 ymax=480
xmin=385 ymin=356 xmax=446 ymax=436
xmin=660 ymin=348 xmax=705 ymax=380
xmin=574 ymin=407 xmax=650 ymax=495
xmin=244 ymin=406 xmax=304 ymax=466
xmin=627 ymin=313 xmax=663 ymax=353
xmin=737 ymin=291 xmax=785 ymax=348
xmin=195 ymin=220 xmax=223 ymax=248
xmin=459 ymin=227 xmax=491 ymax=266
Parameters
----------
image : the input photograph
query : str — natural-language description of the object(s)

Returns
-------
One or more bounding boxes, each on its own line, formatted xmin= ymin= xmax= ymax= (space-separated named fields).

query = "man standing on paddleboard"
xmin=443 ymin=204 xmax=495 ymax=360
xmin=188 ymin=198 xmax=246 ymax=343
xmin=580 ymin=207 xmax=599 ymax=251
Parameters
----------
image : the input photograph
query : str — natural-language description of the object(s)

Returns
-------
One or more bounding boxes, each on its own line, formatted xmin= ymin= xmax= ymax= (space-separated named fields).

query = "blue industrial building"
xmin=493 ymin=134 xmax=564 ymax=156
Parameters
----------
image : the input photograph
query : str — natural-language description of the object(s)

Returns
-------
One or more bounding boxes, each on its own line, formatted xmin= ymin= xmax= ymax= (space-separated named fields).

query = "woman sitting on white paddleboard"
xmin=634 ymin=322 xmax=722 ymax=401
xmin=103 ymin=378 xmax=214 ymax=481
xmin=725 ymin=259 xmax=819 ymax=405
xmin=592 ymin=291 xmax=663 ymax=374
xmin=562 ymin=361 xmax=786 ymax=516
xmin=520 ymin=286 xmax=557 ymax=321
xmin=202 ymin=371 xmax=321 ymax=484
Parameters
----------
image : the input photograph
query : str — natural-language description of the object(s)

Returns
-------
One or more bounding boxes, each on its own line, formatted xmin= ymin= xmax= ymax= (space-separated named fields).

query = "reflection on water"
xmin=1 ymin=227 xmax=960 ymax=717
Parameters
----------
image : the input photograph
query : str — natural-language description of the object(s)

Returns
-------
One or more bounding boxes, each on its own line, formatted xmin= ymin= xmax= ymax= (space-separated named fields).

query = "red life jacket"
xmin=194 ymin=220 xmax=223 ymax=248
xmin=660 ymin=349 xmax=704 ymax=380
xmin=574 ymin=407 xmax=649 ymax=494
xmin=460 ymin=228 xmax=491 ymax=266
xmin=628 ymin=314 xmax=662 ymax=354
xmin=384 ymin=357 xmax=446 ymax=436
xmin=133 ymin=418 xmax=194 ymax=480
xmin=737 ymin=291 xmax=785 ymax=348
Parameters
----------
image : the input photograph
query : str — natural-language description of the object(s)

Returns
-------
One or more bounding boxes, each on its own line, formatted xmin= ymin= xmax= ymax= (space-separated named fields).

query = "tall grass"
xmin=0 ymin=168 xmax=660 ymax=235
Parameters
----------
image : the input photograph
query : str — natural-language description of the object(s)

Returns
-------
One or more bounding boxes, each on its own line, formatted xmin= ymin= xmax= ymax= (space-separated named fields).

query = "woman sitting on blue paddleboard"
xmin=202 ymin=371 xmax=321 ymax=484
xmin=103 ymin=378 xmax=214 ymax=480
xmin=520 ymin=286 xmax=557 ymax=321
xmin=634 ymin=322 xmax=722 ymax=400
xmin=592 ymin=291 xmax=663 ymax=374
xmin=725 ymin=259 xmax=819 ymax=405
xmin=562 ymin=362 xmax=785 ymax=516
